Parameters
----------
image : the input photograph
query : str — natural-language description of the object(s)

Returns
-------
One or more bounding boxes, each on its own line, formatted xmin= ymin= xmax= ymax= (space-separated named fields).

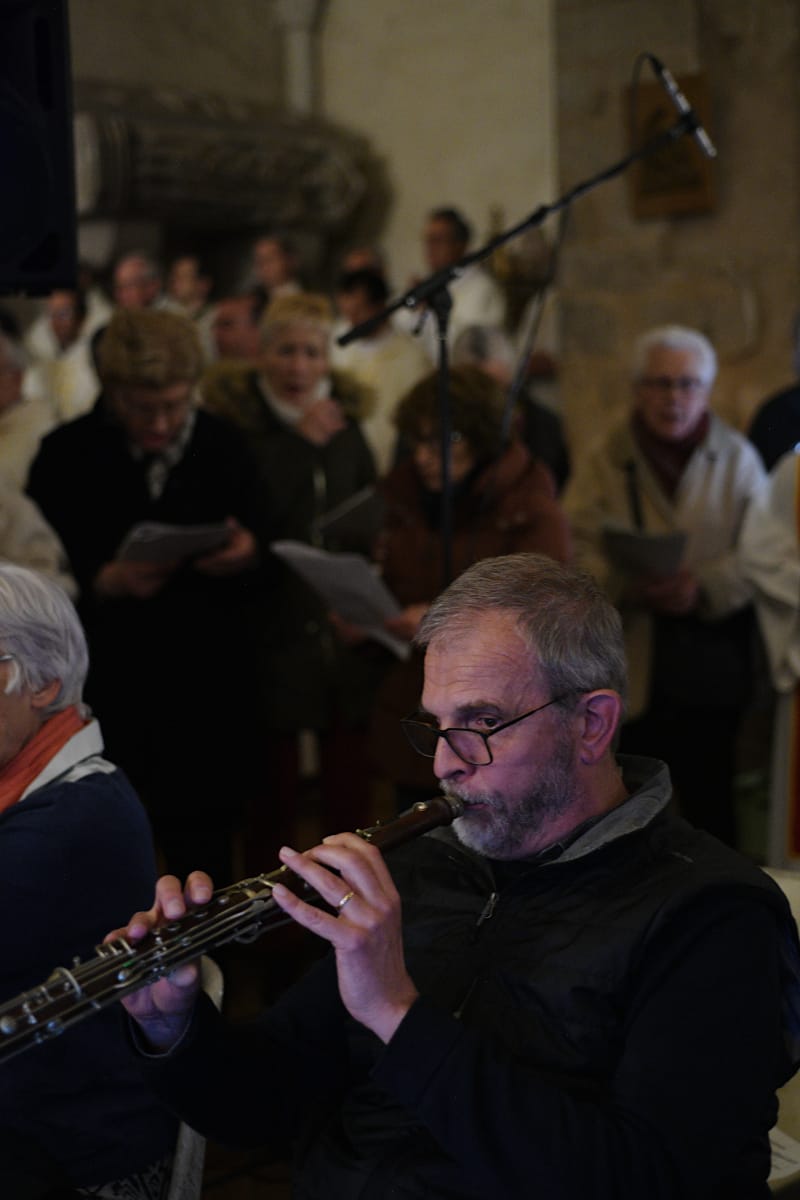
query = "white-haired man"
xmin=564 ymin=324 xmax=766 ymax=847
xmin=0 ymin=565 xmax=175 ymax=1196
xmin=114 ymin=553 xmax=797 ymax=1200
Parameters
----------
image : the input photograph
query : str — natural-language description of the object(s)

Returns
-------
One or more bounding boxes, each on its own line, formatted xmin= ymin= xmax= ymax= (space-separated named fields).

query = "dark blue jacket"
xmin=0 ymin=726 xmax=176 ymax=1188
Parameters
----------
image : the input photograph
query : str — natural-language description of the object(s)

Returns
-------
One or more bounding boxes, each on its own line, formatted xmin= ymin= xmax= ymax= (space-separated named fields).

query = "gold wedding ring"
xmin=336 ymin=889 xmax=356 ymax=911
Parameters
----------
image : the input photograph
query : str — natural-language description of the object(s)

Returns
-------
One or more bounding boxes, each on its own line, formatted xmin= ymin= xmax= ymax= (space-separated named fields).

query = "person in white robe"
xmin=739 ymin=447 xmax=800 ymax=867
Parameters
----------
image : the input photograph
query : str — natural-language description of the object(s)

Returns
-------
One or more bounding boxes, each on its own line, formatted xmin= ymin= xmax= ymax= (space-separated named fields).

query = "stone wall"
xmin=69 ymin=0 xmax=284 ymax=107
xmin=64 ymin=0 xmax=556 ymax=296
xmin=555 ymin=0 xmax=800 ymax=452
xmin=319 ymin=0 xmax=556 ymax=291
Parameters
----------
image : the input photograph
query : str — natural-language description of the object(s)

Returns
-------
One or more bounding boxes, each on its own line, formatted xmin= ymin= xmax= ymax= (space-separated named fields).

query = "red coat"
xmin=377 ymin=438 xmax=571 ymax=604
xmin=370 ymin=440 xmax=572 ymax=790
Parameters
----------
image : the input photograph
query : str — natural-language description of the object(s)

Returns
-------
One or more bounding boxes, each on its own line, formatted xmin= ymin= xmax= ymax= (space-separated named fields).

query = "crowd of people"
xmin=3 ymin=222 xmax=793 ymax=862
xmin=1 ymin=206 xmax=800 ymax=1196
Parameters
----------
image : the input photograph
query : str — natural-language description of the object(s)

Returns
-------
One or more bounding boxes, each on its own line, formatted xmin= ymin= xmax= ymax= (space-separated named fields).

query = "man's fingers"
xmin=319 ymin=834 xmax=397 ymax=897
xmin=154 ymin=874 xmax=189 ymax=920
xmin=184 ymin=871 xmax=214 ymax=904
xmin=117 ymin=872 xmax=215 ymax=941
xmin=281 ymin=838 xmax=390 ymax=906
xmin=162 ymin=962 xmax=200 ymax=997
xmin=278 ymin=845 xmax=358 ymax=913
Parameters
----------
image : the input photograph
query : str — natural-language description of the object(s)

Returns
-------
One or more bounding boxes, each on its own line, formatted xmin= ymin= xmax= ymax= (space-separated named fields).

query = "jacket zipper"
xmin=453 ymin=890 xmax=498 ymax=1019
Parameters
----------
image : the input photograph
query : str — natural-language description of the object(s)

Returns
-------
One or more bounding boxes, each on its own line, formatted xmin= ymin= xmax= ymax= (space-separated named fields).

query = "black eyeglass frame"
xmin=401 ymin=694 xmax=573 ymax=767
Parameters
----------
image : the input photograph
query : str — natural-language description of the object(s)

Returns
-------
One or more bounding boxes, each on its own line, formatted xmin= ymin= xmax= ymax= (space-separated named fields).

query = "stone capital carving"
xmin=73 ymin=82 xmax=373 ymax=237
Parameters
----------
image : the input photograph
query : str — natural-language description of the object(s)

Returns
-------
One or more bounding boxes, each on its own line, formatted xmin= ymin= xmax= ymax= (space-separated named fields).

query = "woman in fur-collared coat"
xmin=203 ymin=294 xmax=380 ymax=850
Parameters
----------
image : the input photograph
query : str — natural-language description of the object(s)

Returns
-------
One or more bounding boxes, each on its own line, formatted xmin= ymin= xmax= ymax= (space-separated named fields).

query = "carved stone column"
xmin=272 ymin=0 xmax=323 ymax=115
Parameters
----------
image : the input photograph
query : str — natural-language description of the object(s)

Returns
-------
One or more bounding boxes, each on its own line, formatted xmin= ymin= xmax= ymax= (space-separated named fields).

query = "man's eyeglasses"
xmin=401 ymin=695 xmax=570 ymax=767
xmin=638 ymin=375 xmax=706 ymax=393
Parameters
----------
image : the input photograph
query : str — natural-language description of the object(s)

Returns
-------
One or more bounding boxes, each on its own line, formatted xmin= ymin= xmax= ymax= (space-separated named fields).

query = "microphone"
xmin=647 ymin=55 xmax=717 ymax=159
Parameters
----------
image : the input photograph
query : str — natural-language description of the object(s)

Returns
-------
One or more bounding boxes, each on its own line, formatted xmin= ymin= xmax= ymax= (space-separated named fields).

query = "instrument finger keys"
xmin=336 ymin=889 xmax=356 ymax=911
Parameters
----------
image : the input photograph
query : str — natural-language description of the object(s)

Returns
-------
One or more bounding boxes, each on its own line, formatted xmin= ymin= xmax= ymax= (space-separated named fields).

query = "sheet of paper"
xmin=602 ymin=525 xmax=687 ymax=577
xmin=770 ymin=1127 xmax=800 ymax=1181
xmin=270 ymin=540 xmax=410 ymax=660
xmin=116 ymin=521 xmax=231 ymax=564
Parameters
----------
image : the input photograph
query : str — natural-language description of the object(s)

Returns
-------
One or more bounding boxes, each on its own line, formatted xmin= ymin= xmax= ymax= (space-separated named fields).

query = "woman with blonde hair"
xmin=204 ymin=293 xmax=378 ymax=854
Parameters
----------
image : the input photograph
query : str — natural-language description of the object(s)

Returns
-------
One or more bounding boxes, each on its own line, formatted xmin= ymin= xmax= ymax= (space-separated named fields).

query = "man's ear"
xmin=31 ymin=679 xmax=61 ymax=713
xmin=575 ymin=690 xmax=623 ymax=765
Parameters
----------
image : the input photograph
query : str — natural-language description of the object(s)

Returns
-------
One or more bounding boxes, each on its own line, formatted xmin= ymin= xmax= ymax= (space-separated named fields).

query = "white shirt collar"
xmin=19 ymin=718 xmax=105 ymax=801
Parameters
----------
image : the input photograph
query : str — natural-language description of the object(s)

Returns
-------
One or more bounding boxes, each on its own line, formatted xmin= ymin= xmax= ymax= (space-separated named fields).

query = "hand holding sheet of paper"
xmin=602 ymin=524 xmax=687 ymax=577
xmin=116 ymin=521 xmax=232 ymax=565
xmin=270 ymin=540 xmax=410 ymax=660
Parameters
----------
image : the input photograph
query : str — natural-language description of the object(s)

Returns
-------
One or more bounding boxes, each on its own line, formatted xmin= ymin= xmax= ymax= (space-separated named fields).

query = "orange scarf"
xmin=0 ymin=706 xmax=89 ymax=815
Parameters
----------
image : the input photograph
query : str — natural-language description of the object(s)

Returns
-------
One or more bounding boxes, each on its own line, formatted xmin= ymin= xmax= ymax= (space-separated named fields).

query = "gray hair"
xmin=452 ymin=324 xmax=515 ymax=374
xmin=0 ymin=565 xmax=89 ymax=716
xmin=0 ymin=332 xmax=26 ymax=373
xmin=416 ymin=553 xmax=628 ymax=713
xmin=631 ymin=325 xmax=717 ymax=386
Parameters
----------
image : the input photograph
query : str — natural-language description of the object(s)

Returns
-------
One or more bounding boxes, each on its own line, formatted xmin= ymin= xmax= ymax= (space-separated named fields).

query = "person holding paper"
xmin=564 ymin=325 xmax=766 ymax=846
xmin=203 ymin=292 xmax=379 ymax=846
xmin=369 ymin=366 xmax=571 ymax=806
xmin=26 ymin=309 xmax=268 ymax=884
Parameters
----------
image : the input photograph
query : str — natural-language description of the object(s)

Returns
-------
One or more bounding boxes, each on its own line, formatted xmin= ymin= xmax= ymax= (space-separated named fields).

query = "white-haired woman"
xmin=0 ymin=565 xmax=175 ymax=1196
xmin=564 ymin=325 xmax=766 ymax=847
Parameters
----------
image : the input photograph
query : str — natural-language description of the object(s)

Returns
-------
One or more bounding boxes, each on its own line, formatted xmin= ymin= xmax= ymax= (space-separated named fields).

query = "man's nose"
xmin=433 ymin=735 xmax=472 ymax=781
xmin=148 ymin=411 xmax=170 ymax=434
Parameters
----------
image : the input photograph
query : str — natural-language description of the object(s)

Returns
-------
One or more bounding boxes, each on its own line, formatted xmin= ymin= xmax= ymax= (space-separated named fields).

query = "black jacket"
xmin=26 ymin=401 xmax=270 ymax=833
xmin=137 ymin=758 xmax=800 ymax=1199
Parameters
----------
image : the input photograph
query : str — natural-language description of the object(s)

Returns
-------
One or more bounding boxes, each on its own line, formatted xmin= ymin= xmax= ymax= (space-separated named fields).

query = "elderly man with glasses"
xmin=114 ymin=553 xmax=798 ymax=1200
xmin=564 ymin=325 xmax=766 ymax=848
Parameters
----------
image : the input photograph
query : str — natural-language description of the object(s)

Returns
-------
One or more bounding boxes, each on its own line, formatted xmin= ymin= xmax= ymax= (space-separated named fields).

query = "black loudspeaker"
xmin=0 ymin=0 xmax=76 ymax=296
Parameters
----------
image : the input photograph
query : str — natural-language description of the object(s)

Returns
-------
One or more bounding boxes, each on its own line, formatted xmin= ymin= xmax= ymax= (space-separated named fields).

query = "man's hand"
xmin=110 ymin=872 xmax=214 ymax=1051
xmin=272 ymin=835 xmax=418 ymax=1044
xmin=194 ymin=518 xmax=258 ymax=576
xmin=639 ymin=567 xmax=700 ymax=616
xmin=384 ymin=603 xmax=430 ymax=642
xmin=296 ymin=397 xmax=347 ymax=447
xmin=328 ymin=611 xmax=368 ymax=647
xmin=94 ymin=559 xmax=175 ymax=600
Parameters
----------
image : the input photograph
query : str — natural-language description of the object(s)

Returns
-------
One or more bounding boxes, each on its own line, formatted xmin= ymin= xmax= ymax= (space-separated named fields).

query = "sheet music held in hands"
xmin=116 ymin=521 xmax=232 ymax=565
xmin=602 ymin=523 xmax=686 ymax=577
xmin=270 ymin=540 xmax=410 ymax=660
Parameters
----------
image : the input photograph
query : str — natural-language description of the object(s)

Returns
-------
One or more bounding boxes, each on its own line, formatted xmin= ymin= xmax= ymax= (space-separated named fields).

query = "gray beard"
xmin=443 ymin=732 xmax=575 ymax=861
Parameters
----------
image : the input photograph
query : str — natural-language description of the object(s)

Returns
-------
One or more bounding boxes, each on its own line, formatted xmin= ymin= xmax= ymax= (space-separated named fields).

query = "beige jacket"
xmin=564 ymin=414 xmax=766 ymax=717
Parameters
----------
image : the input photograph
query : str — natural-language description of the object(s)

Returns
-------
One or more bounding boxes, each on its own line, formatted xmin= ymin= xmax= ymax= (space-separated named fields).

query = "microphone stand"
xmin=337 ymin=108 xmax=708 ymax=590
xmin=502 ymin=207 xmax=568 ymax=447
